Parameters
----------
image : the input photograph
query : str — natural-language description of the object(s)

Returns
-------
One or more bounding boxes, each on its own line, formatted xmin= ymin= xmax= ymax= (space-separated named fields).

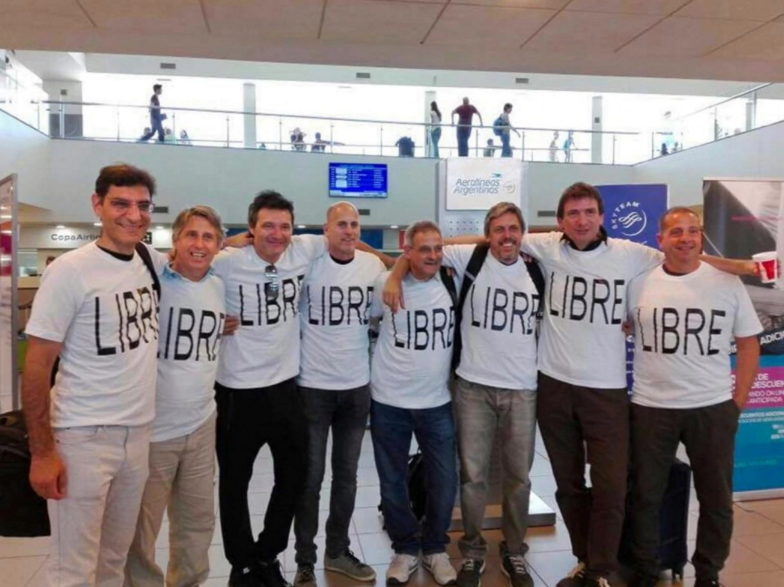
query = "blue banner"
xmin=597 ymin=184 xmax=669 ymax=389
xmin=598 ymin=183 xmax=669 ymax=248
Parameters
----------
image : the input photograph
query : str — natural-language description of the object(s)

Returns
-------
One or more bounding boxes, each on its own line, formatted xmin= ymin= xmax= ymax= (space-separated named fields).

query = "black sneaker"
xmin=501 ymin=554 xmax=534 ymax=587
xmin=584 ymin=574 xmax=612 ymax=587
xmin=555 ymin=562 xmax=586 ymax=587
xmin=694 ymin=579 xmax=721 ymax=587
xmin=256 ymin=559 xmax=292 ymax=587
xmin=229 ymin=566 xmax=263 ymax=587
xmin=628 ymin=571 xmax=657 ymax=587
xmin=456 ymin=559 xmax=485 ymax=587
xmin=294 ymin=564 xmax=317 ymax=587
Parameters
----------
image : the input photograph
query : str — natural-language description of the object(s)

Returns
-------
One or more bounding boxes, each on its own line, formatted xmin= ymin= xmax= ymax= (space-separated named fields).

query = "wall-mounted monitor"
xmin=329 ymin=163 xmax=388 ymax=199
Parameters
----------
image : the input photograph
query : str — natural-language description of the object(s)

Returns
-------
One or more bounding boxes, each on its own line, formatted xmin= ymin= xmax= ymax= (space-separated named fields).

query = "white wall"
xmin=633 ymin=120 xmax=784 ymax=207
xmin=0 ymin=111 xmax=51 ymax=208
xmin=44 ymin=139 xmax=439 ymax=226
xmin=527 ymin=162 xmax=634 ymax=225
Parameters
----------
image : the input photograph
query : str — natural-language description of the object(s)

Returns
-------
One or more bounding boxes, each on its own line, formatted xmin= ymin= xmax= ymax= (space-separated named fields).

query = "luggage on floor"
xmin=619 ymin=458 xmax=691 ymax=580
xmin=0 ymin=410 xmax=51 ymax=537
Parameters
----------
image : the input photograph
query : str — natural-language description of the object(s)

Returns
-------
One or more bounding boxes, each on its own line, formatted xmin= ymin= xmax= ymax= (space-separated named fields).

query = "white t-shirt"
xmin=299 ymin=251 xmax=386 ymax=390
xmin=212 ymin=235 xmax=326 ymax=389
xmin=443 ymin=245 xmax=539 ymax=390
xmin=370 ymin=272 xmax=456 ymax=409
xmin=26 ymin=242 xmax=164 ymax=428
xmin=629 ymin=263 xmax=762 ymax=409
xmin=521 ymin=232 xmax=663 ymax=389
xmin=153 ymin=266 xmax=226 ymax=442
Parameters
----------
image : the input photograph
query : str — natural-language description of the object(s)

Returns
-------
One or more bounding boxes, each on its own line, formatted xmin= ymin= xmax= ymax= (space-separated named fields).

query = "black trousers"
xmin=215 ymin=378 xmax=309 ymax=570
xmin=537 ymin=372 xmax=630 ymax=576
xmin=631 ymin=400 xmax=739 ymax=581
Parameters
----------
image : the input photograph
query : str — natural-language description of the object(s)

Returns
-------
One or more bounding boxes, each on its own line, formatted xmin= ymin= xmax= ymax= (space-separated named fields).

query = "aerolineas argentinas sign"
xmin=445 ymin=158 xmax=523 ymax=211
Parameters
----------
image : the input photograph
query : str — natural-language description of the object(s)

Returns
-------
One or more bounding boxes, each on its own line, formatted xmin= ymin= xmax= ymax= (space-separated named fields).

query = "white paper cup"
xmin=753 ymin=251 xmax=778 ymax=284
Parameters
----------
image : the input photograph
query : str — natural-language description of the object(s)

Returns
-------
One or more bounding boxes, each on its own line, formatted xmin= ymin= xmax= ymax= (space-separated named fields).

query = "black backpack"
xmin=452 ymin=244 xmax=544 ymax=371
xmin=0 ymin=410 xmax=50 ymax=537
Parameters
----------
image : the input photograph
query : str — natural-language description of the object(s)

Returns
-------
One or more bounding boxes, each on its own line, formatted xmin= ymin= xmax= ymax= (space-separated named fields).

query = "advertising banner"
xmin=704 ymin=178 xmax=784 ymax=498
xmin=445 ymin=158 xmax=523 ymax=211
xmin=598 ymin=184 xmax=669 ymax=389
xmin=0 ymin=175 xmax=18 ymax=413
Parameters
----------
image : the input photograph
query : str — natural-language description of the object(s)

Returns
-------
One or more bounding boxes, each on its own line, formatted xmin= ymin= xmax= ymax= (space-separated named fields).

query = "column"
xmin=42 ymin=80 xmax=83 ymax=138
xmin=425 ymin=90 xmax=436 ymax=157
xmin=746 ymin=91 xmax=757 ymax=132
xmin=243 ymin=82 xmax=257 ymax=149
xmin=591 ymin=95 xmax=602 ymax=164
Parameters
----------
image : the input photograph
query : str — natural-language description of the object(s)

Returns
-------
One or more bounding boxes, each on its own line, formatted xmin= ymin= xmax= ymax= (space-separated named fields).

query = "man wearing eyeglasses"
xmin=23 ymin=164 xmax=164 ymax=587
xmin=211 ymin=191 xmax=328 ymax=587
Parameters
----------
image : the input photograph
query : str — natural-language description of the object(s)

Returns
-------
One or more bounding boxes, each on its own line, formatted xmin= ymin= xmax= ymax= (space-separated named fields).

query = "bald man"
xmin=292 ymin=203 xmax=388 ymax=587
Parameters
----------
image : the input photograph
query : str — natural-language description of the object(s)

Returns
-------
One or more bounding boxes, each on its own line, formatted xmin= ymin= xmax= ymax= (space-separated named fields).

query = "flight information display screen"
xmin=329 ymin=163 xmax=388 ymax=198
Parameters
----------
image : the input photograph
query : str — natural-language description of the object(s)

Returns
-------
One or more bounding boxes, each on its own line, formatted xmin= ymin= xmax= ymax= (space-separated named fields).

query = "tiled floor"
xmin=4 ymin=432 xmax=784 ymax=587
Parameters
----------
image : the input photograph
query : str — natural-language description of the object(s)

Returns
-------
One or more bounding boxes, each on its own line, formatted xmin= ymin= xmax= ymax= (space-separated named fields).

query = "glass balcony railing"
xmin=5 ymin=88 xmax=784 ymax=164
xmin=2 ymin=98 xmax=646 ymax=164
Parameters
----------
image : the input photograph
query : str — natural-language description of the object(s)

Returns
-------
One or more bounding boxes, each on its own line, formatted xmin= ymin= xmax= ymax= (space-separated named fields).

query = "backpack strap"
xmin=458 ymin=243 xmax=490 ymax=312
xmin=135 ymin=242 xmax=161 ymax=299
xmin=439 ymin=266 xmax=458 ymax=308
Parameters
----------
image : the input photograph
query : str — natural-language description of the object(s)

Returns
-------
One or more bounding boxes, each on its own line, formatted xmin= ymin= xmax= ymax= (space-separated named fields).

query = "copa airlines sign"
xmin=446 ymin=159 xmax=523 ymax=211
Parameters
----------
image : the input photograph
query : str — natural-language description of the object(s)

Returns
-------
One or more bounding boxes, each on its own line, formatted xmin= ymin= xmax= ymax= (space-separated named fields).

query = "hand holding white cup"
xmin=753 ymin=251 xmax=778 ymax=284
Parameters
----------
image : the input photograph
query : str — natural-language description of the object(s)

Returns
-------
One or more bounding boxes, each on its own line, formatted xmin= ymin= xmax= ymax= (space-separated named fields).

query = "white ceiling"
xmin=4 ymin=0 xmax=784 ymax=81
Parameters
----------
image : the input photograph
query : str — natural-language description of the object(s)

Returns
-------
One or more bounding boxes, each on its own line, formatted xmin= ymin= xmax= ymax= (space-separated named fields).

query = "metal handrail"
xmin=39 ymin=99 xmax=641 ymax=136
xmin=674 ymin=82 xmax=773 ymax=121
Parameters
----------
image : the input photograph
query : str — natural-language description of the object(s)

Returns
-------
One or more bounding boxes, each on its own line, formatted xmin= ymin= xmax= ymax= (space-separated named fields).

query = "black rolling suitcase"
xmin=0 ymin=410 xmax=51 ymax=537
xmin=619 ymin=458 xmax=691 ymax=580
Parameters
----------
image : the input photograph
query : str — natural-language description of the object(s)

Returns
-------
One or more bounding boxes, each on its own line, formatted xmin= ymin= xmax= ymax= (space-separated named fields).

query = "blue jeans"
xmin=371 ymin=400 xmax=457 ymax=556
xmin=457 ymin=126 xmax=472 ymax=157
xmin=140 ymin=117 xmax=164 ymax=142
xmin=294 ymin=386 xmax=371 ymax=565
xmin=501 ymin=132 xmax=512 ymax=157
xmin=430 ymin=127 xmax=441 ymax=158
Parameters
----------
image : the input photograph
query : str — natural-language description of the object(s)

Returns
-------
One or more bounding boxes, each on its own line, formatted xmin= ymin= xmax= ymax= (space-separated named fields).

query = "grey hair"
xmin=172 ymin=206 xmax=225 ymax=244
xmin=404 ymin=220 xmax=442 ymax=247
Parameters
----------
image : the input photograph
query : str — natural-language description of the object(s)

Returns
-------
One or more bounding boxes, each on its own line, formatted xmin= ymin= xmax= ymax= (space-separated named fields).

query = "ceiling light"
xmin=93 ymin=222 xmax=102 ymax=227
xmin=297 ymin=224 xmax=306 ymax=229
xmin=155 ymin=226 xmax=165 ymax=230
xmin=390 ymin=225 xmax=399 ymax=229
xmin=56 ymin=224 xmax=65 ymax=229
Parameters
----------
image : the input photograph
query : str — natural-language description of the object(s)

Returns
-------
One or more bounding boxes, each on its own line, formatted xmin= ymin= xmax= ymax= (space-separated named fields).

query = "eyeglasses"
xmin=264 ymin=265 xmax=279 ymax=303
xmin=107 ymin=198 xmax=155 ymax=214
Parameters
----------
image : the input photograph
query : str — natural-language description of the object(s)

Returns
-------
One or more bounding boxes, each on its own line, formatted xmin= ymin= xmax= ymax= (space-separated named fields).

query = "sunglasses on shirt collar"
xmin=264 ymin=265 xmax=279 ymax=303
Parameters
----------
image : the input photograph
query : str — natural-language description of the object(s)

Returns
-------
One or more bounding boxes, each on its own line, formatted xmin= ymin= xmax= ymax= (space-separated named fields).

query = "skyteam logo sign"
xmin=610 ymin=201 xmax=647 ymax=238
xmin=446 ymin=159 xmax=523 ymax=210
xmin=597 ymin=184 xmax=669 ymax=247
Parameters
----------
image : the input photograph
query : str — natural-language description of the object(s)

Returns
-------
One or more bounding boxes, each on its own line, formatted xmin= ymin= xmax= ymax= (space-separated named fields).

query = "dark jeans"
xmin=631 ymin=400 xmax=739 ymax=581
xmin=500 ymin=132 xmax=512 ymax=157
xmin=140 ymin=117 xmax=164 ymax=142
xmin=294 ymin=385 xmax=371 ymax=565
xmin=537 ymin=373 xmax=629 ymax=576
xmin=457 ymin=126 xmax=472 ymax=157
xmin=371 ymin=400 xmax=457 ymax=556
xmin=215 ymin=379 xmax=308 ymax=570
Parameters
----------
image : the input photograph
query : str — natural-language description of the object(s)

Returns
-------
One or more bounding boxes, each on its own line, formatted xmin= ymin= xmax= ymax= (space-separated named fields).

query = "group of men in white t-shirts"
xmin=21 ymin=165 xmax=761 ymax=587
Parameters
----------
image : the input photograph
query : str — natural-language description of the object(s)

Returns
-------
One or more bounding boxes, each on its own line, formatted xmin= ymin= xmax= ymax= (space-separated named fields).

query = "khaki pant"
xmin=48 ymin=425 xmax=150 ymax=587
xmin=125 ymin=413 xmax=216 ymax=587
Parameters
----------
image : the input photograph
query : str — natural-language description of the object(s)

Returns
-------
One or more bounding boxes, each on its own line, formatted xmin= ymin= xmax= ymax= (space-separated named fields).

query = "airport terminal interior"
xmin=7 ymin=1 xmax=784 ymax=586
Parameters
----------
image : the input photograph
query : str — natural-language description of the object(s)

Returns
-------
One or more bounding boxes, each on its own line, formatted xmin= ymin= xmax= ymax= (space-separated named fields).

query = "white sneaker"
xmin=387 ymin=553 xmax=419 ymax=585
xmin=423 ymin=553 xmax=457 ymax=586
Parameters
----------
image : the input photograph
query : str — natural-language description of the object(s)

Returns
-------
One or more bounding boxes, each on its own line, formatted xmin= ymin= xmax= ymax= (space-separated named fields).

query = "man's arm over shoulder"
xmin=519 ymin=231 xmax=556 ymax=260
xmin=291 ymin=234 xmax=328 ymax=261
